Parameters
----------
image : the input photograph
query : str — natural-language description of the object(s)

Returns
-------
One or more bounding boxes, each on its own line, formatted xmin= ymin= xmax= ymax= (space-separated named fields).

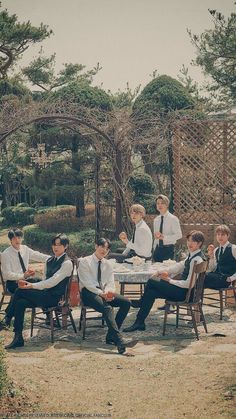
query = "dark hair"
xmin=8 ymin=228 xmax=23 ymax=241
xmin=51 ymin=233 xmax=69 ymax=248
xmin=186 ymin=230 xmax=205 ymax=247
xmin=96 ymin=237 xmax=111 ymax=249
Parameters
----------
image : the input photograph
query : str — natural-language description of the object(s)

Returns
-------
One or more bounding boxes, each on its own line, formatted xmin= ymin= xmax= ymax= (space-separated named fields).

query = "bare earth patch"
xmin=1 ymin=304 xmax=236 ymax=419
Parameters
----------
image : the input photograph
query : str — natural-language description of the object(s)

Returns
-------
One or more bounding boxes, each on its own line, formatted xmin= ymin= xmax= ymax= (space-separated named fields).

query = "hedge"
xmin=2 ymin=204 xmax=36 ymax=226
xmin=23 ymin=225 xmax=124 ymax=257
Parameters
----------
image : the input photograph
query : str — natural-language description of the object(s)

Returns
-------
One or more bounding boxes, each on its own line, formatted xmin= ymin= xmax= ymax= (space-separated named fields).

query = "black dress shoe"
xmin=131 ymin=299 xmax=142 ymax=308
xmin=123 ymin=322 xmax=146 ymax=332
xmin=117 ymin=340 xmax=126 ymax=354
xmin=5 ymin=334 xmax=24 ymax=350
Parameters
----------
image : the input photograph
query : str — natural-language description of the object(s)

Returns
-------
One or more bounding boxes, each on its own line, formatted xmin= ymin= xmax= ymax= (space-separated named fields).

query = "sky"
xmin=2 ymin=0 xmax=235 ymax=93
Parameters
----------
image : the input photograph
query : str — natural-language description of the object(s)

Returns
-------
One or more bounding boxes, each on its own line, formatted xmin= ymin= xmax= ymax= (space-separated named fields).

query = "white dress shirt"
xmin=123 ymin=219 xmax=153 ymax=258
xmin=1 ymin=245 xmax=50 ymax=282
xmin=208 ymin=241 xmax=236 ymax=281
xmin=163 ymin=250 xmax=203 ymax=289
xmin=31 ymin=254 xmax=73 ymax=290
xmin=153 ymin=211 xmax=182 ymax=248
xmin=78 ymin=253 xmax=116 ymax=296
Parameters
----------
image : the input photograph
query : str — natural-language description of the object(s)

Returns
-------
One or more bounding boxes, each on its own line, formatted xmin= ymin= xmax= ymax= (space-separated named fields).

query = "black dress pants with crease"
xmin=5 ymin=288 xmax=59 ymax=333
xmin=81 ymin=288 xmax=131 ymax=342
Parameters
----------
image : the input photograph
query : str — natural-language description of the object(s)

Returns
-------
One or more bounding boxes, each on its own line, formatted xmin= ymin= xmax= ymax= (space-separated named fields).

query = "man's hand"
xmin=100 ymin=292 xmax=115 ymax=301
xmin=151 ymin=271 xmax=160 ymax=279
xmin=207 ymin=244 xmax=215 ymax=258
xmin=154 ymin=232 xmax=164 ymax=240
xmin=24 ymin=268 xmax=35 ymax=279
xmin=18 ymin=280 xmax=33 ymax=289
xmin=159 ymin=271 xmax=170 ymax=282
xmin=119 ymin=231 xmax=128 ymax=244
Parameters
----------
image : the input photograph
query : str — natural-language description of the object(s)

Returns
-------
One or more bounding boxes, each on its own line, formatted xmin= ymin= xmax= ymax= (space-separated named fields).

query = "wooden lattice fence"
xmin=172 ymin=119 xmax=236 ymax=225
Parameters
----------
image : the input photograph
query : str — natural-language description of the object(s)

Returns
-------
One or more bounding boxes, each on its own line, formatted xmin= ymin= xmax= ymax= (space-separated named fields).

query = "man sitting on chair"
xmin=1 ymin=227 xmax=50 ymax=296
xmin=78 ymin=238 xmax=131 ymax=354
xmin=110 ymin=204 xmax=152 ymax=263
xmin=123 ymin=231 xmax=205 ymax=332
xmin=204 ymin=224 xmax=236 ymax=290
xmin=0 ymin=234 xmax=73 ymax=350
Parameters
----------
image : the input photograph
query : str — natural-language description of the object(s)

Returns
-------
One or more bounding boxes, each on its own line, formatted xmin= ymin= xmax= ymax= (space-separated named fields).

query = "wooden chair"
xmin=203 ymin=282 xmax=236 ymax=320
xmin=76 ymin=259 xmax=105 ymax=340
xmin=30 ymin=268 xmax=77 ymax=343
xmin=162 ymin=260 xmax=208 ymax=340
xmin=0 ymin=261 xmax=13 ymax=312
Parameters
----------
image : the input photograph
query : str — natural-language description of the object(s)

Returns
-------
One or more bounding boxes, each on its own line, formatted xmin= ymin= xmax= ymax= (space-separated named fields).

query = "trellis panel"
xmin=172 ymin=119 xmax=236 ymax=224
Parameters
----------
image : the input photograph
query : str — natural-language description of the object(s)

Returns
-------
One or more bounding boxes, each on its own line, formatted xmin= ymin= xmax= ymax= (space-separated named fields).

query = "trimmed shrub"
xmin=35 ymin=206 xmax=95 ymax=233
xmin=2 ymin=204 xmax=36 ymax=226
xmin=23 ymin=225 xmax=122 ymax=258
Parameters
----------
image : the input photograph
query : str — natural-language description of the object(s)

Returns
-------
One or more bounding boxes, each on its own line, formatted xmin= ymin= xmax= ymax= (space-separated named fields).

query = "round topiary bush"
xmin=2 ymin=204 xmax=36 ymax=226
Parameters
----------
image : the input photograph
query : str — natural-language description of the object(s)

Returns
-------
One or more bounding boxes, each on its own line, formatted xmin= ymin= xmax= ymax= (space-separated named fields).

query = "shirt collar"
xmin=189 ymin=249 xmax=201 ymax=257
xmin=10 ymin=245 xmax=22 ymax=253
xmin=54 ymin=252 xmax=66 ymax=261
xmin=136 ymin=219 xmax=143 ymax=228
xmin=220 ymin=241 xmax=229 ymax=250
xmin=92 ymin=253 xmax=103 ymax=263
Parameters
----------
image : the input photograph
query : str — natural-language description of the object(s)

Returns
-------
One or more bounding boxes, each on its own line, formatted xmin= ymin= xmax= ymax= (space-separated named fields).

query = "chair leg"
xmin=176 ymin=305 xmax=179 ymax=328
xmin=55 ymin=311 xmax=61 ymax=328
xmin=50 ymin=311 xmax=54 ymax=344
xmin=31 ymin=308 xmax=36 ymax=337
xmin=102 ymin=316 xmax=105 ymax=327
xmin=162 ymin=307 xmax=168 ymax=336
xmin=120 ymin=283 xmax=125 ymax=296
xmin=79 ymin=309 xmax=82 ymax=331
xmin=69 ymin=309 xmax=77 ymax=333
xmin=190 ymin=306 xmax=199 ymax=340
xmin=81 ymin=307 xmax=86 ymax=339
xmin=199 ymin=304 xmax=208 ymax=333
xmin=219 ymin=290 xmax=223 ymax=320
xmin=0 ymin=294 xmax=5 ymax=311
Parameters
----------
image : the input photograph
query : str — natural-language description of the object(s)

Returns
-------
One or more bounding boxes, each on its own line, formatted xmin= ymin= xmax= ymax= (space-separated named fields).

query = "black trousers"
xmin=204 ymin=272 xmax=229 ymax=290
xmin=153 ymin=245 xmax=174 ymax=262
xmin=5 ymin=288 xmax=59 ymax=333
xmin=81 ymin=288 xmax=131 ymax=343
xmin=136 ymin=278 xmax=187 ymax=323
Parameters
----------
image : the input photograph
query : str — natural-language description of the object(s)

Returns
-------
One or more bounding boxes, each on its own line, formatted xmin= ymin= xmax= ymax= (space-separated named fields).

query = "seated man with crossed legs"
xmin=0 ymin=234 xmax=73 ymax=349
xmin=78 ymin=238 xmax=131 ymax=354
xmin=123 ymin=231 xmax=205 ymax=332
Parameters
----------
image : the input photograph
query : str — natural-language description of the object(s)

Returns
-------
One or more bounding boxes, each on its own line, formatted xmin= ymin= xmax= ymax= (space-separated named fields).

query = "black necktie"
xmin=132 ymin=226 xmax=136 ymax=243
xmin=18 ymin=251 xmax=26 ymax=273
xmin=219 ymin=247 xmax=224 ymax=258
xmin=159 ymin=216 xmax=164 ymax=247
xmin=97 ymin=260 xmax=103 ymax=290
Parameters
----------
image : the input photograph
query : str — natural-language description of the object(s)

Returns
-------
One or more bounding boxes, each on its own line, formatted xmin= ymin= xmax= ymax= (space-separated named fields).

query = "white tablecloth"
xmin=113 ymin=262 xmax=173 ymax=284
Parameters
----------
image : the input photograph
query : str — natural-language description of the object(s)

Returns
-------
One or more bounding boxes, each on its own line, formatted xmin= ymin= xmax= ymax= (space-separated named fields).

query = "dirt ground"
xmin=0 ymin=301 xmax=236 ymax=419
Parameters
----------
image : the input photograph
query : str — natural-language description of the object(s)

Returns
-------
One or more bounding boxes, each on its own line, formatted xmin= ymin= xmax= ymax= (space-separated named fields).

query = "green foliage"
xmin=188 ymin=9 xmax=236 ymax=102
xmin=0 ymin=3 xmax=52 ymax=78
xmin=0 ymin=339 xmax=7 ymax=397
xmin=133 ymin=75 xmax=195 ymax=116
xmin=0 ymin=78 xmax=29 ymax=98
xmin=23 ymin=225 xmax=54 ymax=253
xmin=2 ymin=204 xmax=36 ymax=226
xmin=128 ymin=173 xmax=156 ymax=196
xmin=52 ymin=80 xmax=112 ymax=111
xmin=128 ymin=173 xmax=157 ymax=214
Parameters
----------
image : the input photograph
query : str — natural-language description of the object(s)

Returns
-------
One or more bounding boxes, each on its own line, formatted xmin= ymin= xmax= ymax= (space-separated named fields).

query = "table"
xmin=113 ymin=262 xmax=168 ymax=297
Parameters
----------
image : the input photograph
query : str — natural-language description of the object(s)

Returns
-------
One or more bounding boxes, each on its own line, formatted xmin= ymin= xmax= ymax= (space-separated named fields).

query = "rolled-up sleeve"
xmin=32 ymin=260 xmax=73 ymax=290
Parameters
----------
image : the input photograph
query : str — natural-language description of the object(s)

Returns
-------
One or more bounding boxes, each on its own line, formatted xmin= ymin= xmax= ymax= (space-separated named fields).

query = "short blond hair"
xmin=156 ymin=194 xmax=170 ymax=207
xmin=215 ymin=225 xmax=231 ymax=236
xmin=129 ymin=204 xmax=146 ymax=217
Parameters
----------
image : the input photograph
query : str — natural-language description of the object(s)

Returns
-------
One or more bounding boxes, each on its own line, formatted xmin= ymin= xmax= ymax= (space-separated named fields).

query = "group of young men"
xmin=0 ymin=194 xmax=235 ymax=355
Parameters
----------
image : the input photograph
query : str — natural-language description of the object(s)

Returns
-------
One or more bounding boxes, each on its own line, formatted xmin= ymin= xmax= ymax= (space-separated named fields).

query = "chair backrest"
xmin=0 ymin=261 xmax=6 ymax=294
xmin=59 ymin=260 xmax=74 ymax=305
xmin=185 ymin=260 xmax=208 ymax=303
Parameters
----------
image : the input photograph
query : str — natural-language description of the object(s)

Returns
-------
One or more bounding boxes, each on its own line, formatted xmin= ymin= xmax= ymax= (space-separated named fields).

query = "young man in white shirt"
xmin=78 ymin=238 xmax=131 ymax=354
xmin=204 ymin=224 xmax=236 ymax=289
xmin=153 ymin=195 xmax=182 ymax=262
xmin=123 ymin=231 xmax=205 ymax=332
xmin=110 ymin=204 xmax=152 ymax=263
xmin=0 ymin=234 xmax=73 ymax=349
xmin=1 ymin=228 xmax=50 ymax=295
